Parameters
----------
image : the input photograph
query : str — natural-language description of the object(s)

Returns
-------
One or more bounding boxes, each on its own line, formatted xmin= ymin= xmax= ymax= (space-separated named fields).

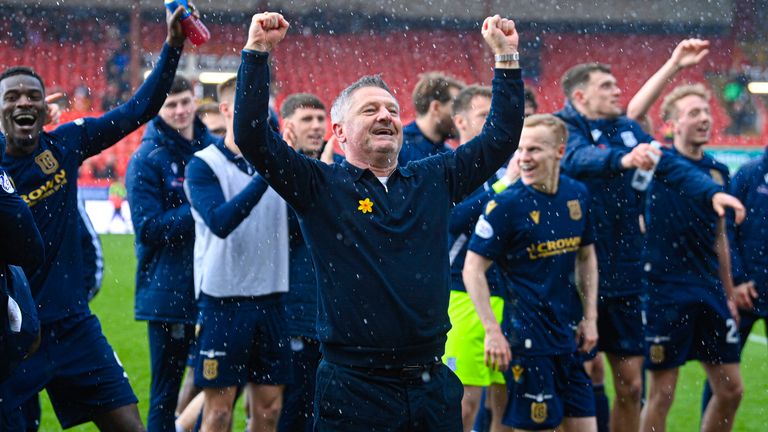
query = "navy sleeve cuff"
xmin=493 ymin=68 xmax=522 ymax=80
xmin=242 ymin=50 xmax=270 ymax=63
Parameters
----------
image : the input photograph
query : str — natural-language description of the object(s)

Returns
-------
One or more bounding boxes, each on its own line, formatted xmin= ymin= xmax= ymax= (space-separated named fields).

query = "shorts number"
xmin=725 ymin=319 xmax=739 ymax=344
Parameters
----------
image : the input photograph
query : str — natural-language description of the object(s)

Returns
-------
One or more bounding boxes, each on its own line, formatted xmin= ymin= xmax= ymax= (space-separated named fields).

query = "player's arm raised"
xmin=78 ymin=6 xmax=186 ymax=159
xmin=235 ymin=12 xmax=321 ymax=213
xmin=450 ymin=16 xmax=523 ymax=201
xmin=627 ymin=38 xmax=709 ymax=122
xmin=575 ymin=244 xmax=598 ymax=353
xmin=463 ymin=251 xmax=511 ymax=372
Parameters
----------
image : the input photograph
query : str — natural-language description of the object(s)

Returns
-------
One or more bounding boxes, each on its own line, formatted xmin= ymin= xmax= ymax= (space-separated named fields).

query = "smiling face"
xmin=672 ymin=94 xmax=711 ymax=148
xmin=285 ymin=107 xmax=327 ymax=156
xmin=518 ymin=124 xmax=565 ymax=190
xmin=1 ymin=74 xmax=47 ymax=155
xmin=576 ymin=71 xmax=623 ymax=120
xmin=334 ymin=86 xmax=403 ymax=165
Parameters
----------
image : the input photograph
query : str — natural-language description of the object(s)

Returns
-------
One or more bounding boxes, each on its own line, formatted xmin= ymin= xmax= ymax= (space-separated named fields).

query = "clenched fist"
xmin=245 ymin=12 xmax=290 ymax=52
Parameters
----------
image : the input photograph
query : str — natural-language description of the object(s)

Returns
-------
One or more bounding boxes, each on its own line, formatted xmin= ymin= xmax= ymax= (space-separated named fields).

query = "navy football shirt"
xmin=645 ymin=149 xmax=730 ymax=292
xmin=468 ymin=175 xmax=594 ymax=355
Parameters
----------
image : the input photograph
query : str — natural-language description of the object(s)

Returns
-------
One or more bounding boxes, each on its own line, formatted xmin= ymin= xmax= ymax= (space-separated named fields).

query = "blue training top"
xmin=233 ymin=49 xmax=524 ymax=368
xmin=3 ymin=43 xmax=181 ymax=325
xmin=644 ymin=148 xmax=730 ymax=294
xmin=448 ymin=177 xmax=506 ymax=297
xmin=468 ymin=176 xmax=594 ymax=356
xmin=0 ymin=166 xmax=44 ymax=381
xmin=398 ymin=121 xmax=452 ymax=166
xmin=127 ymin=115 xmax=217 ymax=323
xmin=729 ymin=148 xmax=768 ymax=315
xmin=556 ymin=102 xmax=722 ymax=297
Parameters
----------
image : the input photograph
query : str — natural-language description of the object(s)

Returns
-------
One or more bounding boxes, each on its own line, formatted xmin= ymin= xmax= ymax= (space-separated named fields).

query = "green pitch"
xmin=37 ymin=235 xmax=767 ymax=431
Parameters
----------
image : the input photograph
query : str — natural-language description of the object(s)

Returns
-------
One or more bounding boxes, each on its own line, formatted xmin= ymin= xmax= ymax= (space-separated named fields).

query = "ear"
xmin=571 ymin=88 xmax=586 ymax=106
xmin=452 ymin=114 xmax=465 ymax=132
xmin=665 ymin=118 xmax=678 ymax=136
xmin=428 ymin=99 xmax=442 ymax=115
xmin=556 ymin=143 xmax=566 ymax=158
xmin=283 ymin=118 xmax=294 ymax=132
xmin=219 ymin=101 xmax=232 ymax=118
xmin=332 ymin=122 xmax=346 ymax=145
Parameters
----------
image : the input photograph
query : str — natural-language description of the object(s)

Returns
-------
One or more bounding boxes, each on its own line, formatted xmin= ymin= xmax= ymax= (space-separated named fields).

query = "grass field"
xmin=37 ymin=234 xmax=768 ymax=431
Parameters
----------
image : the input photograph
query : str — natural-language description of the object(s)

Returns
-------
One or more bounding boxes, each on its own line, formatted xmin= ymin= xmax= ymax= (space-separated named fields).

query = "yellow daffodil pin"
xmin=358 ymin=198 xmax=374 ymax=214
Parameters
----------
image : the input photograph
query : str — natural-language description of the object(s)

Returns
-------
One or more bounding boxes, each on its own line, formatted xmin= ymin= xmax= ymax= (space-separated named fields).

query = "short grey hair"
xmin=330 ymin=74 xmax=397 ymax=123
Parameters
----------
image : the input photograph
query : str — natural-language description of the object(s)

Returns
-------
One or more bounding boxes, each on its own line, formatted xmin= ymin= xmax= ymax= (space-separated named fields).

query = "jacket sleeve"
xmin=559 ymin=121 xmax=627 ymax=179
xmin=448 ymin=69 xmax=524 ymax=202
xmin=0 ymin=170 xmax=44 ymax=268
xmin=125 ymin=152 xmax=194 ymax=247
xmin=728 ymin=165 xmax=750 ymax=284
xmin=184 ymin=156 xmax=270 ymax=238
xmin=72 ymin=43 xmax=183 ymax=160
xmin=233 ymin=50 xmax=324 ymax=213
xmin=449 ymin=188 xmax=495 ymax=235
xmin=655 ymin=150 xmax=721 ymax=207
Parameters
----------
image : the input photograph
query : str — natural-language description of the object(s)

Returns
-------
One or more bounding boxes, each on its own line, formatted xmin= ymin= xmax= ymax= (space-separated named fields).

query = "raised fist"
xmin=481 ymin=15 xmax=519 ymax=56
xmin=245 ymin=12 xmax=289 ymax=52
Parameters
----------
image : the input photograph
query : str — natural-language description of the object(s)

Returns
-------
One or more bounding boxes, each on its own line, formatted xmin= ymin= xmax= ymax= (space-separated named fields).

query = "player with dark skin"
xmin=0 ymin=7 xmax=187 ymax=432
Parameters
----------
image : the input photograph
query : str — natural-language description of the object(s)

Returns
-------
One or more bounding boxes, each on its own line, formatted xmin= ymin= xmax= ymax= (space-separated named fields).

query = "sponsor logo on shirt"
xmin=527 ymin=236 xmax=581 ymax=260
xmin=511 ymin=364 xmax=524 ymax=382
xmin=485 ymin=200 xmax=498 ymax=215
xmin=21 ymin=168 xmax=68 ymax=207
xmin=529 ymin=210 xmax=540 ymax=224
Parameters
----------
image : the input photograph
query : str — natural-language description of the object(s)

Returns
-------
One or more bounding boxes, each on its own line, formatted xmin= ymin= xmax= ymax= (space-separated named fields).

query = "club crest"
xmin=650 ymin=344 xmax=665 ymax=364
xmin=34 ymin=150 xmax=59 ymax=174
xmin=531 ymin=401 xmax=548 ymax=424
xmin=202 ymin=359 xmax=218 ymax=380
xmin=567 ymin=199 xmax=582 ymax=220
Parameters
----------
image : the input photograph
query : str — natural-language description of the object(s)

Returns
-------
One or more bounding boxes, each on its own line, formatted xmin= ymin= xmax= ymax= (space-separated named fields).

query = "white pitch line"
xmin=748 ymin=334 xmax=768 ymax=345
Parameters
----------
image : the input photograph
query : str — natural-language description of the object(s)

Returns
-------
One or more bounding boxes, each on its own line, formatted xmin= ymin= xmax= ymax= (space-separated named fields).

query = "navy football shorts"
xmin=644 ymin=282 xmax=740 ymax=370
xmin=502 ymin=352 xmax=595 ymax=430
xmin=193 ymin=293 xmax=292 ymax=388
xmin=0 ymin=313 xmax=137 ymax=430
xmin=596 ymin=295 xmax=645 ymax=356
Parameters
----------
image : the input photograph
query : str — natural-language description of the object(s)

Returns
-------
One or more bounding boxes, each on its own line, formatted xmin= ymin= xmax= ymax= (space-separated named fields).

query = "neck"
xmin=345 ymin=153 xmax=397 ymax=177
xmin=5 ymin=138 xmax=39 ymax=157
xmin=574 ymin=103 xmax=606 ymax=121
xmin=529 ymin=173 xmax=559 ymax=195
xmin=414 ymin=116 xmax=443 ymax=144
xmin=180 ymin=125 xmax=194 ymax=141
xmin=674 ymin=140 xmax=704 ymax=160
xmin=224 ymin=131 xmax=240 ymax=156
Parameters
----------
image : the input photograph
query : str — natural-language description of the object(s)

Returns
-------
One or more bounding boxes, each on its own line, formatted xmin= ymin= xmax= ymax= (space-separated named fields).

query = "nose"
xmin=16 ymin=94 xmax=33 ymax=107
xmin=375 ymin=106 xmax=393 ymax=122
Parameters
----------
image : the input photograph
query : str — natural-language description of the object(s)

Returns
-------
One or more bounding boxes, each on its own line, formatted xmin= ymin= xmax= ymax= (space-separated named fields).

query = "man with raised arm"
xmin=0 ymin=8 xmax=187 ymax=432
xmin=641 ymin=84 xmax=743 ymax=432
xmin=233 ymin=12 xmax=524 ymax=431
xmin=555 ymin=62 xmax=744 ymax=432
